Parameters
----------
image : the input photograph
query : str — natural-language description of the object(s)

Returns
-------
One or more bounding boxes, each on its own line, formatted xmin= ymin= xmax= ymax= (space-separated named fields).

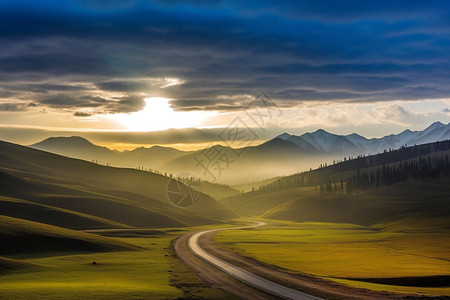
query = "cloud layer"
xmin=1 ymin=0 xmax=450 ymax=115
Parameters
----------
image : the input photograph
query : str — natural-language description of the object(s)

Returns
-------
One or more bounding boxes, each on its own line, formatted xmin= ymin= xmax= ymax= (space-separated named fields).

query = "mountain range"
xmin=277 ymin=121 xmax=450 ymax=155
xmin=31 ymin=136 xmax=189 ymax=169
xmin=30 ymin=122 xmax=450 ymax=183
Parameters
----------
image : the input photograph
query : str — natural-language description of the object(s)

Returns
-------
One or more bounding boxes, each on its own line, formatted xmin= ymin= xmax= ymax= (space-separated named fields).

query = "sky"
xmin=1 ymin=0 xmax=450 ymax=150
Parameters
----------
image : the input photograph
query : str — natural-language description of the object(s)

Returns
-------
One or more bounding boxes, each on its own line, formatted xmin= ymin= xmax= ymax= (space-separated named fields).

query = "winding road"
xmin=187 ymin=221 xmax=322 ymax=300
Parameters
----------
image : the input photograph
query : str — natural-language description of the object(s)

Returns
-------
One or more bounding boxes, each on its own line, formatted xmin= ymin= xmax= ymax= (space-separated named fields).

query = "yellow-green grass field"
xmin=215 ymin=219 xmax=450 ymax=296
xmin=0 ymin=224 xmax=237 ymax=300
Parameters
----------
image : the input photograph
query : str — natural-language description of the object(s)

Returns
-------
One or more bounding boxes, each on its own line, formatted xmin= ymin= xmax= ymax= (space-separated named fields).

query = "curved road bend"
xmin=187 ymin=221 xmax=322 ymax=300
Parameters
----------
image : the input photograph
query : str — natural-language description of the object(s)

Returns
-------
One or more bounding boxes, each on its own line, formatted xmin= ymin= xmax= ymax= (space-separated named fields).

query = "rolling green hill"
xmin=247 ymin=181 xmax=450 ymax=226
xmin=0 ymin=195 xmax=132 ymax=230
xmin=220 ymin=141 xmax=450 ymax=227
xmin=0 ymin=215 xmax=140 ymax=256
xmin=0 ymin=140 xmax=236 ymax=231
xmin=0 ymin=256 xmax=40 ymax=274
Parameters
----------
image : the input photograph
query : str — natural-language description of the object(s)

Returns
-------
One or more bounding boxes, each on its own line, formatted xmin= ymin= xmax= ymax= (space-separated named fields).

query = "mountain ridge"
xmin=28 ymin=122 xmax=450 ymax=183
xmin=31 ymin=136 xmax=189 ymax=168
xmin=31 ymin=122 xmax=450 ymax=159
xmin=276 ymin=121 xmax=450 ymax=156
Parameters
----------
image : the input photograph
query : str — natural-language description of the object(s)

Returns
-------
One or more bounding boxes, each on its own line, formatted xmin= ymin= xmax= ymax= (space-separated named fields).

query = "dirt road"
xmin=173 ymin=221 xmax=428 ymax=299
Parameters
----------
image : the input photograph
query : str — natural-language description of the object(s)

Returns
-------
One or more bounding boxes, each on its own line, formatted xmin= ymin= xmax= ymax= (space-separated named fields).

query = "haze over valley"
xmin=31 ymin=121 xmax=450 ymax=183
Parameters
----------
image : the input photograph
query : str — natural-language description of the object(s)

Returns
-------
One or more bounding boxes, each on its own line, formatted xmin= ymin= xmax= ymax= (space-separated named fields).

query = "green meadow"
xmin=0 ymin=225 xmax=236 ymax=300
xmin=215 ymin=220 xmax=450 ymax=296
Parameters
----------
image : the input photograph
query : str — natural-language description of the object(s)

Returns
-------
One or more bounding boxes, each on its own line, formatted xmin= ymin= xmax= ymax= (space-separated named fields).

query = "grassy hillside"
xmin=1 ymin=139 xmax=232 ymax=217
xmin=0 ymin=256 xmax=41 ymax=274
xmin=221 ymin=179 xmax=450 ymax=227
xmin=260 ymin=139 xmax=450 ymax=195
xmin=0 ymin=215 xmax=139 ymax=256
xmin=265 ymin=180 xmax=450 ymax=226
xmin=231 ymin=176 xmax=282 ymax=193
xmin=186 ymin=180 xmax=239 ymax=200
xmin=0 ymin=196 xmax=132 ymax=230
xmin=0 ymin=171 xmax=206 ymax=228
xmin=219 ymin=140 xmax=450 ymax=227
xmin=0 ymin=140 xmax=236 ymax=230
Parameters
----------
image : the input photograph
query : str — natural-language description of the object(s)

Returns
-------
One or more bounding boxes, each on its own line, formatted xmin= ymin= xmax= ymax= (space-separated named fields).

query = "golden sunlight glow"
xmin=106 ymin=97 xmax=217 ymax=131
xmin=100 ymin=140 xmax=266 ymax=151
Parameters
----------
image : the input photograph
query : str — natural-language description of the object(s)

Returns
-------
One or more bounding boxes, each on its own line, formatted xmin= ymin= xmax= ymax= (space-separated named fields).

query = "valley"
xmin=2 ymin=2 xmax=450 ymax=299
xmin=1 ymin=126 xmax=450 ymax=299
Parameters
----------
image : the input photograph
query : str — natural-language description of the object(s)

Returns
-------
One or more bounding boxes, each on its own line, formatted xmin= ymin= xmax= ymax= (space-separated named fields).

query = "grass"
xmin=0 ymin=139 xmax=236 ymax=230
xmin=222 ymin=180 xmax=450 ymax=227
xmin=215 ymin=220 xmax=450 ymax=296
xmin=0 ymin=224 xmax=238 ymax=299
xmin=0 ymin=196 xmax=132 ymax=230
xmin=0 ymin=215 xmax=139 ymax=256
xmin=0 ymin=257 xmax=41 ymax=274
xmin=0 ymin=236 xmax=178 ymax=299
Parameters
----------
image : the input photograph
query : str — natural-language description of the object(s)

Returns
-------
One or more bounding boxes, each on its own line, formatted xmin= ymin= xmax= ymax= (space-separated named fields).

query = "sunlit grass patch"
xmin=215 ymin=220 xmax=450 ymax=296
xmin=0 ymin=223 xmax=239 ymax=299
xmin=0 ymin=236 xmax=179 ymax=299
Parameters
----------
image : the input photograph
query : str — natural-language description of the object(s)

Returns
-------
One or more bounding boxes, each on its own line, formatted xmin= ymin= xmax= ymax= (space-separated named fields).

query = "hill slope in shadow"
xmin=0 ymin=140 xmax=236 ymax=230
xmin=220 ymin=141 xmax=450 ymax=227
xmin=0 ymin=215 xmax=140 ymax=256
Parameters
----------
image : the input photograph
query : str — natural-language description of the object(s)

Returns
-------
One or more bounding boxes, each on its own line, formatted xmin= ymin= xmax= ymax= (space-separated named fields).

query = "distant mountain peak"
xmin=275 ymin=133 xmax=292 ymax=140
xmin=129 ymin=145 xmax=184 ymax=155
xmin=426 ymin=121 xmax=445 ymax=131
xmin=313 ymin=129 xmax=328 ymax=134
xmin=301 ymin=128 xmax=335 ymax=138
xmin=30 ymin=136 xmax=188 ymax=169
xmin=150 ymin=145 xmax=179 ymax=150
xmin=33 ymin=136 xmax=93 ymax=146
xmin=348 ymin=133 xmax=364 ymax=137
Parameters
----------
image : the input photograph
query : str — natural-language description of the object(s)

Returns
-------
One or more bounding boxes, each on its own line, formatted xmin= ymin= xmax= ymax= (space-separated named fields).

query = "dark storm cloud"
xmin=95 ymin=81 xmax=150 ymax=92
xmin=0 ymin=102 xmax=39 ymax=112
xmin=0 ymin=90 xmax=19 ymax=99
xmin=170 ymin=99 xmax=249 ymax=111
xmin=107 ymin=95 xmax=146 ymax=113
xmin=1 ymin=0 xmax=450 ymax=113
xmin=3 ymin=83 xmax=91 ymax=94
xmin=73 ymin=111 xmax=93 ymax=117
xmin=38 ymin=94 xmax=108 ymax=108
xmin=0 ymin=103 xmax=26 ymax=112
xmin=35 ymin=93 xmax=145 ymax=114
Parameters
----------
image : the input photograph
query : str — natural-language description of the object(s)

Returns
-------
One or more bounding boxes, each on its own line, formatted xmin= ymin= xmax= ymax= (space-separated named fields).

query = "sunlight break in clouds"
xmin=106 ymin=97 xmax=218 ymax=131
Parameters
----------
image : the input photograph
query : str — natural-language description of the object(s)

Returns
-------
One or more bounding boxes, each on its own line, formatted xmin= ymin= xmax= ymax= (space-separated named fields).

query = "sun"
xmin=106 ymin=97 xmax=217 ymax=131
